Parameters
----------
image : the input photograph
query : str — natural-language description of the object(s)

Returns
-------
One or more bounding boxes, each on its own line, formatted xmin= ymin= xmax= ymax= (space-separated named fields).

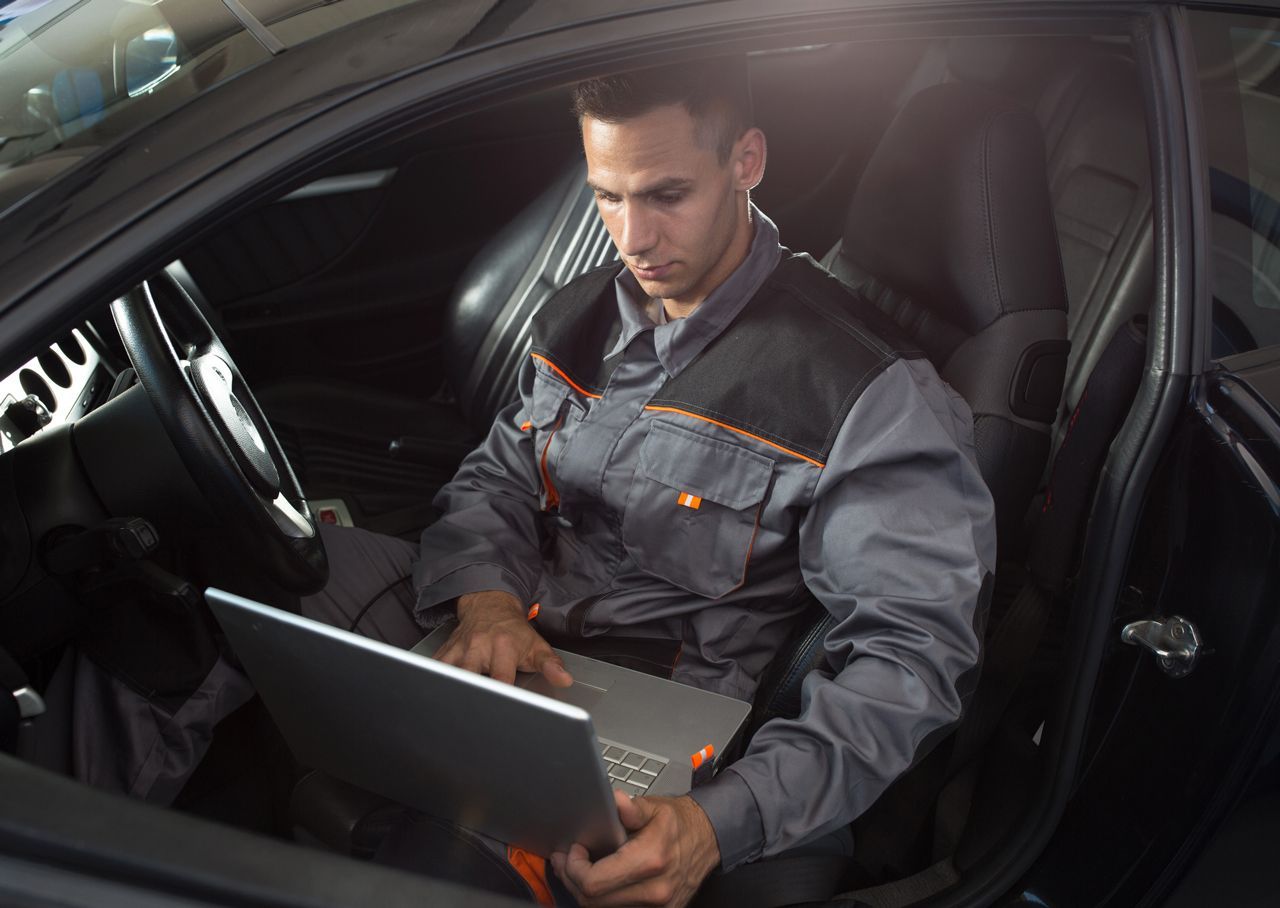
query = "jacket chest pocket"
xmin=622 ymin=420 xmax=774 ymax=599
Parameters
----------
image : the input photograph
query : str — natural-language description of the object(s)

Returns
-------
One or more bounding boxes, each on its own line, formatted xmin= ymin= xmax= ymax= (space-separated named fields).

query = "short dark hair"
xmin=571 ymin=57 xmax=752 ymax=163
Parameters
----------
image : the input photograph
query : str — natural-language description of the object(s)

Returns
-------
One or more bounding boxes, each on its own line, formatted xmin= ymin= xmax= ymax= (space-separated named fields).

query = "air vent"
xmin=19 ymin=369 xmax=55 ymax=412
xmin=57 ymin=333 xmax=86 ymax=365
xmin=37 ymin=350 xmax=71 ymax=388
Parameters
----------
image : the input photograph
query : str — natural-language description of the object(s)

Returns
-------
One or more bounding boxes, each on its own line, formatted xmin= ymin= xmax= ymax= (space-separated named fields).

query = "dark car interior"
xmin=0 ymin=18 xmax=1176 ymax=905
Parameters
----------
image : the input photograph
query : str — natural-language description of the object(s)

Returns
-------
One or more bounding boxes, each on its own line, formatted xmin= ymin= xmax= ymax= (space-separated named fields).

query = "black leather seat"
xmin=823 ymin=81 xmax=1069 ymax=553
xmin=258 ymin=161 xmax=613 ymax=535
xmin=757 ymin=78 xmax=1068 ymax=745
xmin=944 ymin=37 xmax=1153 ymax=450
xmin=292 ymin=79 xmax=1069 ymax=866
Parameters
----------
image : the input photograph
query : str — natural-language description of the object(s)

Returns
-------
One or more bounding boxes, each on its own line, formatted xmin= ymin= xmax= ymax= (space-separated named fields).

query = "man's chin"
xmin=632 ymin=272 xmax=688 ymax=303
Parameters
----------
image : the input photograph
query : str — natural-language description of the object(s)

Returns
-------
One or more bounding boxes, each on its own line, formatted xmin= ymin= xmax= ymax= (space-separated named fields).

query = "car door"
xmin=1010 ymin=7 xmax=1280 ymax=906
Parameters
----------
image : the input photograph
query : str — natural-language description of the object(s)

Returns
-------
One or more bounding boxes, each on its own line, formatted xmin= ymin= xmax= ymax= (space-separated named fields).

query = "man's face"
xmin=582 ymin=104 xmax=762 ymax=311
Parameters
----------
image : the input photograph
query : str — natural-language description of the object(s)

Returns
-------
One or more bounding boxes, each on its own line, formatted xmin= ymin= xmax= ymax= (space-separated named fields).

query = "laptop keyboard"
xmin=599 ymin=739 xmax=668 ymax=798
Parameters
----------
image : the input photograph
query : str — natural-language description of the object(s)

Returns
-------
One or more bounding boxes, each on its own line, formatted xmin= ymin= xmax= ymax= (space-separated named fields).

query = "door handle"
xmin=1120 ymin=615 xmax=1204 ymax=678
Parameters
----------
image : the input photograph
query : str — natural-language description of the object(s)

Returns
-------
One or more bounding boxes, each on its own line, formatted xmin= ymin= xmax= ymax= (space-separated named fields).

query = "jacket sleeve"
xmin=689 ymin=358 xmax=997 ymax=869
xmin=412 ymin=360 xmax=546 ymax=616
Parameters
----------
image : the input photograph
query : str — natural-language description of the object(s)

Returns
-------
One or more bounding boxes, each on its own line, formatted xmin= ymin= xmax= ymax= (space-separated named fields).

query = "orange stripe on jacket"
xmin=643 ymin=406 xmax=825 ymax=467
xmin=506 ymin=846 xmax=554 ymax=906
xmin=530 ymin=353 xmax=603 ymax=399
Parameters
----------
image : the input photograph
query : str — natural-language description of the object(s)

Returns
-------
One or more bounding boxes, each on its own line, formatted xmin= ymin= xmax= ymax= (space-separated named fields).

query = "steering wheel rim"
xmin=110 ymin=271 xmax=328 ymax=594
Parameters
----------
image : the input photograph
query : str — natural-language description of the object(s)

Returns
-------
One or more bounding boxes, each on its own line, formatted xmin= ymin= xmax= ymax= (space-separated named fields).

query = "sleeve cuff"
xmin=687 ymin=768 xmax=766 ymax=871
xmin=412 ymin=562 xmax=530 ymax=622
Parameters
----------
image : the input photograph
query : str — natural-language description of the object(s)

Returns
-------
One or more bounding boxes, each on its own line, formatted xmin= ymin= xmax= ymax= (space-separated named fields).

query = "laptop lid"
xmin=206 ymin=588 xmax=625 ymax=858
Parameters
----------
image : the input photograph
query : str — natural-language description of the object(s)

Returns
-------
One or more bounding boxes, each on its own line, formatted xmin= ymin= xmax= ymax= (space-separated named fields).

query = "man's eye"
xmin=654 ymin=193 xmax=683 ymax=205
xmin=595 ymin=192 xmax=620 ymax=204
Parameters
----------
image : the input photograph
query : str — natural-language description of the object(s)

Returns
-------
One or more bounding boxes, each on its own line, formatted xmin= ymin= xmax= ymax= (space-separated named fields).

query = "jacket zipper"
xmin=539 ymin=416 xmax=564 ymax=511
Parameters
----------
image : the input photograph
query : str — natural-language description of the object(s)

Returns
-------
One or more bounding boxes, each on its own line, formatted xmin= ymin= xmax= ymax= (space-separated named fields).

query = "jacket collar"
xmin=607 ymin=204 xmax=782 ymax=376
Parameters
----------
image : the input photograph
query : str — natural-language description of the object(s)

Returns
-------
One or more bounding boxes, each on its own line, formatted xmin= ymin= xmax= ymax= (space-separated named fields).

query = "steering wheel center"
xmin=190 ymin=353 xmax=282 ymax=497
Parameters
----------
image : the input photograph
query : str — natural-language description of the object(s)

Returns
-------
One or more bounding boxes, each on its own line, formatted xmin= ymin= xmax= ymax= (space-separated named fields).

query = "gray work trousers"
xmin=300 ymin=523 xmax=423 ymax=645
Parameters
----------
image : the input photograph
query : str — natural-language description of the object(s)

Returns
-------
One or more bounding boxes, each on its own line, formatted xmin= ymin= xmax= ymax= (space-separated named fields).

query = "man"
xmin=304 ymin=57 xmax=994 ymax=906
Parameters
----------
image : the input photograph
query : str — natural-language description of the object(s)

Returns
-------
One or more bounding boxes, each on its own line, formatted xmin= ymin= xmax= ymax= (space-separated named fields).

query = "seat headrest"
xmin=843 ymin=82 xmax=1067 ymax=333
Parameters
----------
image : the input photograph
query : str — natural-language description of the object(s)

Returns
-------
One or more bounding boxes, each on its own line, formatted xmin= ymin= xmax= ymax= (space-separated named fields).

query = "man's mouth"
xmin=631 ymin=262 xmax=673 ymax=281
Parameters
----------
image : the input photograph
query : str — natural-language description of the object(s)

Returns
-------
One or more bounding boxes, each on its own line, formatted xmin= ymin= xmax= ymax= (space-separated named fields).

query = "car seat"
xmin=725 ymin=80 xmax=1070 ymax=902
xmin=255 ymin=162 xmax=614 ymax=536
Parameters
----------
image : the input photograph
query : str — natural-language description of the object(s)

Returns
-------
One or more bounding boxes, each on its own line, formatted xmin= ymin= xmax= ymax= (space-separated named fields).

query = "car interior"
xmin=1 ymin=12 xmax=1201 ymax=904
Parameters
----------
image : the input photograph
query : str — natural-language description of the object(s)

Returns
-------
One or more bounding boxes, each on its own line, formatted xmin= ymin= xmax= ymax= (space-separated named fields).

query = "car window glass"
xmin=1190 ymin=11 xmax=1280 ymax=358
xmin=0 ymin=0 xmax=270 ymax=214
xmin=124 ymin=26 xmax=180 ymax=96
xmin=239 ymin=0 xmax=427 ymax=48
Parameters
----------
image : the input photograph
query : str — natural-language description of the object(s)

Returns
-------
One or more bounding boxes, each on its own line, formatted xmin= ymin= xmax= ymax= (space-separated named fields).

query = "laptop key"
xmin=621 ymin=753 xmax=645 ymax=770
xmin=603 ymin=746 xmax=626 ymax=763
xmin=613 ymin=780 xmax=646 ymax=798
xmin=640 ymin=759 xmax=664 ymax=776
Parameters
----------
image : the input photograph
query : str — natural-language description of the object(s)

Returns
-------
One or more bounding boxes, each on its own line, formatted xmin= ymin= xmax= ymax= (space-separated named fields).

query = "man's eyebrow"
xmin=586 ymin=177 xmax=694 ymax=197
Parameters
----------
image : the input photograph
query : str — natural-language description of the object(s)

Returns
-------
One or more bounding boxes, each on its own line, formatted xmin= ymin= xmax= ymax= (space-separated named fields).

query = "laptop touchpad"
xmin=519 ymin=674 xmax=608 ymax=712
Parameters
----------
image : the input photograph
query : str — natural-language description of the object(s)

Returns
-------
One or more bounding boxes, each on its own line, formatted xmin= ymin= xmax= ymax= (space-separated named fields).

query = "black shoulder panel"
xmin=650 ymin=255 xmax=923 ymax=462
xmin=530 ymin=263 xmax=624 ymax=393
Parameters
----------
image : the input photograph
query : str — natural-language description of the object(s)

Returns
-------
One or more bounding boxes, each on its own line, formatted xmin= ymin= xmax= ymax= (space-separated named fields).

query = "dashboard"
xmin=0 ymin=324 xmax=117 ymax=454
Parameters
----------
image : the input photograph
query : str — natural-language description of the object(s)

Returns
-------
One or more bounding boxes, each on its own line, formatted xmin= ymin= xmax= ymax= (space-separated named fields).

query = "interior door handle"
xmin=1120 ymin=615 xmax=1204 ymax=678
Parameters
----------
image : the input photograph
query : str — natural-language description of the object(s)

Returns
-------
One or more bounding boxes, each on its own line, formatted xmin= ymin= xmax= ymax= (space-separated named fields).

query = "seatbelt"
xmin=931 ymin=316 xmax=1149 ymax=858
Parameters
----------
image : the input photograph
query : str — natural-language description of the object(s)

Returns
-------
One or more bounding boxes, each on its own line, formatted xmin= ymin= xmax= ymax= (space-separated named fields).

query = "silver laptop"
xmin=206 ymin=588 xmax=750 ymax=858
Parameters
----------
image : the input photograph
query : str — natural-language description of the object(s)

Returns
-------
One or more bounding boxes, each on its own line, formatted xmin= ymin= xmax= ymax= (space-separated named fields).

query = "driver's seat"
xmin=290 ymin=82 xmax=1069 ymax=882
xmin=257 ymin=162 xmax=613 ymax=536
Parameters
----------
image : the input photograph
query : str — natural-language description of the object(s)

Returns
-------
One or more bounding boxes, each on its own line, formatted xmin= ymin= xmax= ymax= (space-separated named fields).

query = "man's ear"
xmin=732 ymin=127 xmax=767 ymax=192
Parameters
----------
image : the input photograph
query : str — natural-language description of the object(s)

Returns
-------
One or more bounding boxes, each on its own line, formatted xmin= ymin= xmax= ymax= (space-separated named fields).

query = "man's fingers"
xmin=433 ymin=629 xmax=465 ymax=666
xmin=533 ymin=648 xmax=574 ymax=687
xmin=550 ymin=849 xmax=588 ymax=905
xmin=614 ymin=789 xmax=650 ymax=831
xmin=458 ymin=641 xmax=492 ymax=677
xmin=489 ymin=643 xmax=519 ymax=685
xmin=562 ymin=840 xmax=668 ymax=906
xmin=564 ymin=829 xmax=668 ymax=898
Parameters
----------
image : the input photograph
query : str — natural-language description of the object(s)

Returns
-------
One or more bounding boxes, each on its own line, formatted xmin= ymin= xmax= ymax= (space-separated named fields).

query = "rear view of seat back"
xmin=823 ymin=81 xmax=1070 ymax=556
xmin=948 ymin=39 xmax=1154 ymax=437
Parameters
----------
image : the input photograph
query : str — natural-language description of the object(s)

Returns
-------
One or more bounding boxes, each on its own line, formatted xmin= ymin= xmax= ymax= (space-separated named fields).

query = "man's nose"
xmin=615 ymin=201 xmax=657 ymax=258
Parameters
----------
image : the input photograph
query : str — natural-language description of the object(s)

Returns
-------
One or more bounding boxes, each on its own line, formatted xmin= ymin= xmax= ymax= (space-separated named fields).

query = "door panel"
xmin=1017 ymin=358 xmax=1280 ymax=907
xmin=1014 ymin=10 xmax=1280 ymax=905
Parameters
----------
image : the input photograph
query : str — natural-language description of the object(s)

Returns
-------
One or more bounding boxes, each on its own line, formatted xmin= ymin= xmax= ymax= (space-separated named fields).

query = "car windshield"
xmin=0 ymin=0 xmax=267 ymax=213
xmin=0 ymin=0 xmax=440 ymax=216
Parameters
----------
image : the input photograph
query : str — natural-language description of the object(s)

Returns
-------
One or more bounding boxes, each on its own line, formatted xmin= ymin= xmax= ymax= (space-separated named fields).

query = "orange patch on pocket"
xmin=677 ymin=492 xmax=703 ymax=510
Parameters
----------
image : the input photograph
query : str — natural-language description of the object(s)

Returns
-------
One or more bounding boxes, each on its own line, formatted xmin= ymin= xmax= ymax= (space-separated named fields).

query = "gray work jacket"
xmin=414 ymin=210 xmax=996 ymax=870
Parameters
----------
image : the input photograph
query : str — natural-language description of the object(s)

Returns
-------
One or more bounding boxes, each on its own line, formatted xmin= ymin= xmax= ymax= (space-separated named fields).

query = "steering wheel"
xmin=110 ymin=271 xmax=328 ymax=594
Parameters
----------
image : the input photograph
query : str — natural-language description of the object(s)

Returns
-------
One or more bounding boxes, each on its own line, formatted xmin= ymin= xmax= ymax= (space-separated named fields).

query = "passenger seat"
xmin=947 ymin=38 xmax=1154 ymax=446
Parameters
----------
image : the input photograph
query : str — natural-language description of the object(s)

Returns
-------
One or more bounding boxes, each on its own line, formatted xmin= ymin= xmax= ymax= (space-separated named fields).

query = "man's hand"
xmin=550 ymin=791 xmax=721 ymax=907
xmin=434 ymin=590 xmax=573 ymax=687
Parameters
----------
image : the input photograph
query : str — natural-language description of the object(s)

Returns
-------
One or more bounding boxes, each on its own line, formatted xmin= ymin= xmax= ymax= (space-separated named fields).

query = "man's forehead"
xmin=581 ymin=106 xmax=717 ymax=192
